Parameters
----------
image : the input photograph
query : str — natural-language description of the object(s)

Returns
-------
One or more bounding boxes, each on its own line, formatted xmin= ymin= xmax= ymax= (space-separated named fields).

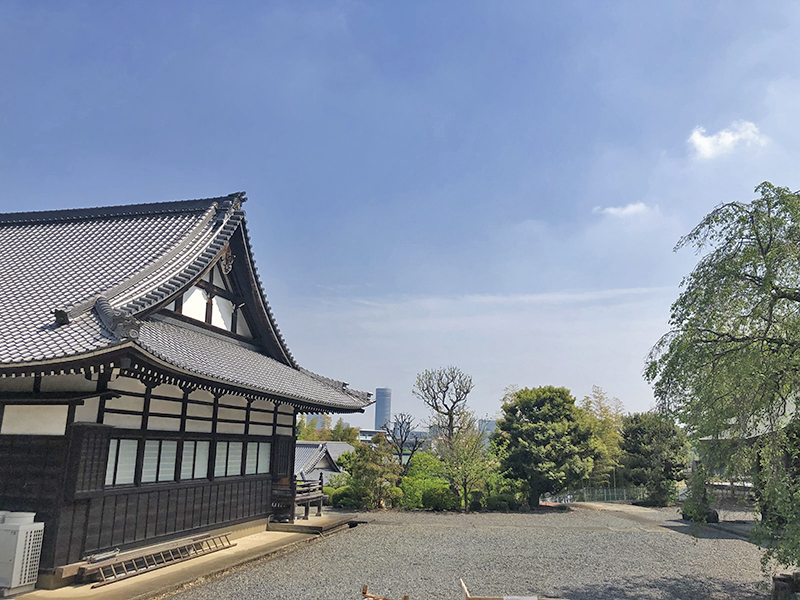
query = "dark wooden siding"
xmin=64 ymin=424 xmax=112 ymax=500
xmin=272 ymin=436 xmax=293 ymax=477
xmin=52 ymin=477 xmax=272 ymax=568
xmin=0 ymin=435 xmax=68 ymax=574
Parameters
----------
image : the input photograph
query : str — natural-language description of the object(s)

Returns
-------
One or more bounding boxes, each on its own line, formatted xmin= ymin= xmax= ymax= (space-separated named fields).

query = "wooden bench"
xmin=295 ymin=473 xmax=325 ymax=520
xmin=272 ymin=474 xmax=326 ymax=522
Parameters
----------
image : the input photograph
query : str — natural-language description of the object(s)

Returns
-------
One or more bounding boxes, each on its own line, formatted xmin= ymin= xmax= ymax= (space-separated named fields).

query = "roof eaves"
xmin=128 ymin=342 xmax=368 ymax=413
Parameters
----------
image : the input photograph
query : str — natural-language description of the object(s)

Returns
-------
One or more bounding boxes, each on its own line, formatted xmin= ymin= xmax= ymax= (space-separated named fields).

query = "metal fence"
xmin=545 ymin=486 xmax=647 ymax=504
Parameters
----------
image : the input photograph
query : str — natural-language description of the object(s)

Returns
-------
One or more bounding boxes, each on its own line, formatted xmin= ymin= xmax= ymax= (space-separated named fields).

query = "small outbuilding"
xmin=294 ymin=441 xmax=354 ymax=484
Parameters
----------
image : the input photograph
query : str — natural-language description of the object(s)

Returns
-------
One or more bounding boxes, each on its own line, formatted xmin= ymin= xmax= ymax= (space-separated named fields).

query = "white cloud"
xmin=592 ymin=201 xmax=650 ymax=217
xmin=688 ymin=121 xmax=768 ymax=160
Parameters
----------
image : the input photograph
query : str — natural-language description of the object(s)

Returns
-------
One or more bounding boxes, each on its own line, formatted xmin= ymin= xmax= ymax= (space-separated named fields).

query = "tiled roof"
xmin=294 ymin=441 xmax=348 ymax=477
xmin=324 ymin=441 xmax=355 ymax=462
xmin=0 ymin=195 xmax=370 ymax=412
xmin=138 ymin=316 xmax=370 ymax=411
xmin=295 ymin=442 xmax=325 ymax=475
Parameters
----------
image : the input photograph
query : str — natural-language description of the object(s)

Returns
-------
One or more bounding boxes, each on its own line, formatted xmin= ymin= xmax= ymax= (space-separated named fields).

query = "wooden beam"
xmin=0 ymin=392 xmax=119 ymax=404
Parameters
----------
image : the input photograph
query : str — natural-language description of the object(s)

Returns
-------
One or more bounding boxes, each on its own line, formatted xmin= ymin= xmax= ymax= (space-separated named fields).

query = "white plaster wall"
xmin=0 ymin=405 xmax=68 ymax=435
xmin=189 ymin=389 xmax=214 ymax=403
xmin=105 ymin=396 xmax=144 ymax=413
xmin=219 ymin=394 xmax=247 ymax=408
xmin=249 ymin=411 xmax=273 ymax=424
xmin=187 ymin=403 xmax=213 ymax=419
xmin=108 ymin=376 xmax=147 ymax=394
xmin=218 ymin=407 xmax=245 ymax=422
xmin=152 ymin=384 xmax=185 ymax=399
xmin=150 ymin=399 xmax=182 ymax=415
xmin=217 ymin=422 xmax=245 ymax=434
xmin=148 ymin=416 xmax=181 ymax=431
xmin=41 ymin=374 xmax=97 ymax=393
xmin=185 ymin=420 xmax=212 ymax=433
xmin=0 ymin=377 xmax=34 ymax=393
xmin=74 ymin=397 xmax=100 ymax=423
xmin=276 ymin=413 xmax=294 ymax=426
xmin=212 ymin=296 xmax=234 ymax=331
xmin=249 ymin=424 xmax=273 ymax=436
xmin=182 ymin=287 xmax=207 ymax=322
xmin=236 ymin=314 xmax=252 ymax=338
xmin=104 ymin=413 xmax=142 ymax=429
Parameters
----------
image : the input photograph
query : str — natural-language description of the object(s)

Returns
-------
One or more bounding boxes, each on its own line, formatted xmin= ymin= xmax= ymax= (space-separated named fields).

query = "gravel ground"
xmin=167 ymin=505 xmax=770 ymax=600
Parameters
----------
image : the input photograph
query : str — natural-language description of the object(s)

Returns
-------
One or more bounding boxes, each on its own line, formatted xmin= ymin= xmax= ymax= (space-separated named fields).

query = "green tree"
xmin=296 ymin=414 xmax=332 ymax=441
xmin=620 ymin=412 xmax=687 ymax=506
xmin=493 ymin=386 xmax=596 ymax=506
xmin=646 ymin=182 xmax=800 ymax=442
xmin=399 ymin=451 xmax=451 ymax=509
xmin=438 ymin=411 xmax=491 ymax=511
xmin=644 ymin=182 xmax=800 ymax=561
xmin=578 ymin=386 xmax=625 ymax=487
xmin=340 ymin=434 xmax=401 ymax=508
xmin=330 ymin=418 xmax=359 ymax=444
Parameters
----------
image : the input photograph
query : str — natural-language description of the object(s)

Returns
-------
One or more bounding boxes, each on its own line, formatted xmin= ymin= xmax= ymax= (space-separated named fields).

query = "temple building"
xmin=0 ymin=193 xmax=371 ymax=585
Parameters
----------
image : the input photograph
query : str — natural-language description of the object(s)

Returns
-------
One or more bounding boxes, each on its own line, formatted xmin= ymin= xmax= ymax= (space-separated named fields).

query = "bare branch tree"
xmin=381 ymin=412 xmax=426 ymax=474
xmin=413 ymin=366 xmax=474 ymax=442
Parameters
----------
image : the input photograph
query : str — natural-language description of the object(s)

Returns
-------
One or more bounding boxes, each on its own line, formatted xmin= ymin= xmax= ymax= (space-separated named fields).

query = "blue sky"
xmin=2 ymin=2 xmax=800 ymax=428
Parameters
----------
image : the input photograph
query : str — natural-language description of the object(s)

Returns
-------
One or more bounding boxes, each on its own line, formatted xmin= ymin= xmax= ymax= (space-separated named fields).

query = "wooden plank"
xmin=84 ymin=498 xmax=103 ymax=554
xmin=135 ymin=493 xmax=148 ymax=541
xmin=68 ymin=501 xmax=88 ymax=565
xmin=123 ymin=494 xmax=137 ymax=545
xmin=111 ymin=495 xmax=128 ymax=547
xmin=145 ymin=491 xmax=158 ymax=539
xmin=98 ymin=496 xmax=115 ymax=550
xmin=168 ymin=488 xmax=179 ymax=535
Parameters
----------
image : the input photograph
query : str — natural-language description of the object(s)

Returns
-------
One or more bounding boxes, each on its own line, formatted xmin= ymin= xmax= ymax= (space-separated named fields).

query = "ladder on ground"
xmin=86 ymin=532 xmax=235 ymax=587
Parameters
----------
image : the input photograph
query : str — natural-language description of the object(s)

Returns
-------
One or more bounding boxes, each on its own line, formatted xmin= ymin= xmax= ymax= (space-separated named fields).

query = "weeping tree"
xmin=645 ymin=182 xmax=800 ymax=566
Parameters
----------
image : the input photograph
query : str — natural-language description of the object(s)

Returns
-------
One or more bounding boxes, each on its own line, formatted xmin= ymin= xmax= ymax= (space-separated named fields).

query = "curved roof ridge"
xmin=112 ymin=208 xmax=244 ymax=317
xmin=0 ymin=193 xmax=246 ymax=225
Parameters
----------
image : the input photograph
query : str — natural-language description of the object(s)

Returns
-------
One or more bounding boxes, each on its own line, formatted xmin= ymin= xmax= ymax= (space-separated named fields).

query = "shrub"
xmin=421 ymin=487 xmax=460 ymax=511
xmin=400 ymin=475 xmax=450 ymax=509
xmin=386 ymin=486 xmax=404 ymax=508
xmin=486 ymin=493 xmax=519 ymax=511
xmin=331 ymin=486 xmax=361 ymax=508
xmin=336 ymin=497 xmax=359 ymax=509
xmin=327 ymin=473 xmax=350 ymax=489
xmin=469 ymin=499 xmax=483 ymax=512
xmin=322 ymin=486 xmax=336 ymax=506
xmin=486 ymin=496 xmax=509 ymax=511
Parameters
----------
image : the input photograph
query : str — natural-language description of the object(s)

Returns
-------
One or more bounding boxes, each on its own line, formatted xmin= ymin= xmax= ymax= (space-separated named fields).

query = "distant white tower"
xmin=374 ymin=388 xmax=392 ymax=429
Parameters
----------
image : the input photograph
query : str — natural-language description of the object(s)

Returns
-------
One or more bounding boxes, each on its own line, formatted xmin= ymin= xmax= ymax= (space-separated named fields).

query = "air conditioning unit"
xmin=0 ymin=512 xmax=44 ymax=597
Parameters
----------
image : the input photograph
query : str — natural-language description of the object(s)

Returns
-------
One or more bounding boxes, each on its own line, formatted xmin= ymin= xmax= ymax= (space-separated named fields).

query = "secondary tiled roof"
xmin=294 ymin=441 xmax=351 ymax=477
xmin=295 ymin=442 xmax=326 ymax=476
xmin=138 ymin=316 xmax=370 ymax=411
xmin=324 ymin=441 xmax=355 ymax=462
xmin=0 ymin=195 xmax=370 ymax=412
